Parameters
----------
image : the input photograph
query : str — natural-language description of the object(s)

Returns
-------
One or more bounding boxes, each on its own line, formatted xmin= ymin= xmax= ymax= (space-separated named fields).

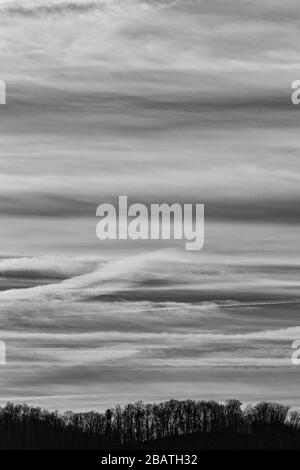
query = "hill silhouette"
xmin=0 ymin=398 xmax=300 ymax=449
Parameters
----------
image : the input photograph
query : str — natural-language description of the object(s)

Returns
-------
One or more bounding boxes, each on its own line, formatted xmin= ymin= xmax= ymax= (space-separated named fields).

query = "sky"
xmin=0 ymin=0 xmax=300 ymax=411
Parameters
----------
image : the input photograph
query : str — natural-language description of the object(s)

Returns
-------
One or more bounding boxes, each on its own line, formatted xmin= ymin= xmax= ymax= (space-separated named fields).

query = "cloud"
xmin=0 ymin=0 xmax=299 ymax=224
xmin=1 ymin=0 xmax=107 ymax=16
xmin=0 ymin=0 xmax=300 ymax=409
xmin=0 ymin=0 xmax=176 ymax=17
xmin=0 ymin=255 xmax=99 ymax=279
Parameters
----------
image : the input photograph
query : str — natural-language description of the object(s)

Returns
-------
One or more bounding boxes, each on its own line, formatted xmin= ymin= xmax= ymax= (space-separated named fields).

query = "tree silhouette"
xmin=0 ymin=398 xmax=299 ymax=449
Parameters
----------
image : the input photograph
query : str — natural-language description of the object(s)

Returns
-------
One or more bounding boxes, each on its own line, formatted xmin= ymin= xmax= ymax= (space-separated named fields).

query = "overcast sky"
xmin=0 ymin=0 xmax=300 ymax=411
xmin=0 ymin=0 xmax=300 ymax=222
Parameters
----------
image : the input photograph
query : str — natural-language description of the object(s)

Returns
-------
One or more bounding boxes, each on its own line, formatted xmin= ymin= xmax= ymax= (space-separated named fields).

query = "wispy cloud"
xmin=0 ymin=0 xmax=300 ymax=409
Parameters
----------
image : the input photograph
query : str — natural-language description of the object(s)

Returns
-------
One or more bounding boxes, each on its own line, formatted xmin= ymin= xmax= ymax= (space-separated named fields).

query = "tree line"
xmin=0 ymin=398 xmax=300 ymax=449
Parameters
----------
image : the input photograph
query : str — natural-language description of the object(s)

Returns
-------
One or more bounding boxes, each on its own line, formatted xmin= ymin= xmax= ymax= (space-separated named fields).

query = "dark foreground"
xmin=1 ymin=398 xmax=300 ymax=449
